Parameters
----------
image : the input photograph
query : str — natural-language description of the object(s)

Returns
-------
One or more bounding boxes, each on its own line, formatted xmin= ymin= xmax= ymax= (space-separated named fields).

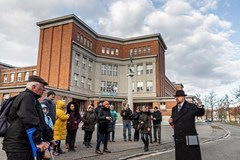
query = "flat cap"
xmin=28 ymin=75 xmax=48 ymax=85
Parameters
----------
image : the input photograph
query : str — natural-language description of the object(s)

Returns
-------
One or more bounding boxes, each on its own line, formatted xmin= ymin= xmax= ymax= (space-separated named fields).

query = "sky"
xmin=0 ymin=0 xmax=240 ymax=99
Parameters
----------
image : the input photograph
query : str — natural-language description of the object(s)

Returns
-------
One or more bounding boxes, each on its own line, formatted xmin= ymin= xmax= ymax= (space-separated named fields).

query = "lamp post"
xmin=127 ymin=53 xmax=134 ymax=111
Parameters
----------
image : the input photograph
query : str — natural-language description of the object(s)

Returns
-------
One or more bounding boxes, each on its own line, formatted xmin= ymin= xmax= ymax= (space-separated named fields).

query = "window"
xmin=77 ymin=33 xmax=80 ymax=41
xmin=107 ymin=81 xmax=112 ymax=92
xmin=88 ymin=79 xmax=92 ymax=90
xmin=80 ymin=35 xmax=83 ymax=43
xmin=101 ymin=64 xmax=106 ymax=75
xmin=146 ymin=81 xmax=153 ymax=92
xmin=106 ymin=48 xmax=110 ymax=54
xmin=113 ymin=65 xmax=118 ymax=76
xmin=111 ymin=48 xmax=114 ymax=55
xmin=143 ymin=46 xmax=146 ymax=53
xmin=90 ymin=42 xmax=92 ymax=49
xmin=17 ymin=73 xmax=22 ymax=81
xmin=10 ymin=73 xmax=14 ymax=82
xmin=100 ymin=81 xmax=106 ymax=92
xmin=75 ymin=53 xmax=80 ymax=66
xmin=32 ymin=71 xmax=36 ymax=75
xmin=25 ymin=72 xmax=29 ymax=81
xmin=137 ymin=64 xmax=143 ymax=75
xmin=146 ymin=63 xmax=153 ymax=74
xmin=137 ymin=81 xmax=143 ymax=92
xmin=84 ymin=38 xmax=86 ymax=45
xmin=112 ymin=82 xmax=118 ymax=92
xmin=87 ymin=40 xmax=90 ymax=48
xmin=147 ymin=46 xmax=151 ymax=54
xmin=3 ymin=74 xmax=8 ymax=83
xmin=107 ymin=65 xmax=112 ymax=76
xmin=134 ymin=48 xmax=137 ymax=55
xmin=88 ymin=60 xmax=93 ymax=72
xmin=138 ymin=47 xmax=142 ymax=54
xmin=115 ymin=49 xmax=119 ymax=55
xmin=130 ymin=48 xmax=133 ymax=55
xmin=74 ymin=73 xmax=79 ymax=86
xmin=81 ymin=76 xmax=85 ymax=88
xmin=102 ymin=47 xmax=105 ymax=54
xmin=82 ymin=57 xmax=87 ymax=69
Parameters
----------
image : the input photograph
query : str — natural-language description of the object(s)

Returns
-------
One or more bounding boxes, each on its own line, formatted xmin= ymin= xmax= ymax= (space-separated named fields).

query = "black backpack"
xmin=0 ymin=95 xmax=18 ymax=137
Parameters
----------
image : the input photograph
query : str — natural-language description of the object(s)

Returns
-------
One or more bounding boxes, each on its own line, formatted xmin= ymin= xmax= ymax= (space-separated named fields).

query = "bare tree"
xmin=223 ymin=94 xmax=232 ymax=122
xmin=207 ymin=91 xmax=217 ymax=121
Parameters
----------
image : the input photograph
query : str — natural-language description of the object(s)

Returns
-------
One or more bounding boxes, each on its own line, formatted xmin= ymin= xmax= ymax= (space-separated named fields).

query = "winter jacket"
xmin=152 ymin=110 xmax=162 ymax=125
xmin=67 ymin=111 xmax=81 ymax=130
xmin=132 ymin=112 xmax=140 ymax=129
xmin=3 ymin=89 xmax=53 ymax=152
xmin=54 ymin=100 xmax=69 ymax=140
xmin=110 ymin=110 xmax=118 ymax=122
xmin=98 ymin=107 xmax=112 ymax=134
xmin=82 ymin=111 xmax=97 ymax=131
xmin=139 ymin=112 xmax=151 ymax=134
xmin=120 ymin=108 xmax=133 ymax=120
xmin=42 ymin=97 xmax=56 ymax=124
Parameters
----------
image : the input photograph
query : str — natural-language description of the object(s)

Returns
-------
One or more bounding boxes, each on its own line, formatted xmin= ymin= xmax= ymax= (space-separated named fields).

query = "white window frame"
xmin=17 ymin=73 xmax=22 ymax=81
xmin=10 ymin=73 xmax=14 ymax=82
xmin=81 ymin=76 xmax=85 ymax=88
xmin=146 ymin=81 xmax=153 ymax=92
xmin=25 ymin=72 xmax=29 ymax=81
xmin=101 ymin=64 xmax=106 ymax=75
xmin=74 ymin=73 xmax=78 ymax=86
xmin=101 ymin=81 xmax=106 ymax=92
xmin=88 ymin=60 xmax=93 ymax=72
xmin=137 ymin=81 xmax=143 ymax=92
xmin=82 ymin=57 xmax=87 ymax=69
xmin=3 ymin=74 xmax=8 ymax=83
xmin=107 ymin=64 xmax=112 ymax=76
xmin=88 ymin=79 xmax=92 ymax=90
xmin=115 ymin=49 xmax=119 ymax=55
xmin=113 ymin=65 xmax=118 ymax=76
xmin=146 ymin=63 xmax=153 ymax=74
xmin=137 ymin=64 xmax=143 ymax=75
xmin=102 ymin=47 xmax=105 ymax=54
xmin=75 ymin=53 xmax=80 ymax=66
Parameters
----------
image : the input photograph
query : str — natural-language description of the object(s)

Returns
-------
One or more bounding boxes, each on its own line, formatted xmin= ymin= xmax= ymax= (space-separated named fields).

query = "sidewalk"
xmin=0 ymin=122 xmax=225 ymax=160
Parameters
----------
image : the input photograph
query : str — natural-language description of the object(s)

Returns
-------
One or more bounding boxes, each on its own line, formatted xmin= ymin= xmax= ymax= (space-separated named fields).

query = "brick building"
xmin=0 ymin=14 xmax=195 ymax=120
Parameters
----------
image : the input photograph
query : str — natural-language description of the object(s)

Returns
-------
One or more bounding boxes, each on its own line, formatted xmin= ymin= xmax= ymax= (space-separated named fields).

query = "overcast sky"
xmin=0 ymin=0 xmax=239 ymax=98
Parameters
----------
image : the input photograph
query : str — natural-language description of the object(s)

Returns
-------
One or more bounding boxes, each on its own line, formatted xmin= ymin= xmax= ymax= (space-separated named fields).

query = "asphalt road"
xmin=131 ymin=123 xmax=240 ymax=160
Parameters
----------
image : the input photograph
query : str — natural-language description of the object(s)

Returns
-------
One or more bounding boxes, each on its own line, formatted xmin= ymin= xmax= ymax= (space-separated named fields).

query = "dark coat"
xmin=171 ymin=100 xmax=205 ymax=160
xmin=41 ymin=97 xmax=56 ymax=124
xmin=121 ymin=108 xmax=133 ymax=120
xmin=132 ymin=112 xmax=140 ymax=129
xmin=152 ymin=110 xmax=162 ymax=125
xmin=97 ymin=107 xmax=112 ymax=134
xmin=82 ymin=111 xmax=97 ymax=131
xmin=67 ymin=111 xmax=81 ymax=130
xmin=139 ymin=112 xmax=151 ymax=134
xmin=3 ymin=89 xmax=53 ymax=152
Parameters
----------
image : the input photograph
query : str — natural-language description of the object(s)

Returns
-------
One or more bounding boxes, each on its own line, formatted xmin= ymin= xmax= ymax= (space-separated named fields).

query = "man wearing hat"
xmin=169 ymin=90 xmax=205 ymax=160
xmin=3 ymin=75 xmax=55 ymax=160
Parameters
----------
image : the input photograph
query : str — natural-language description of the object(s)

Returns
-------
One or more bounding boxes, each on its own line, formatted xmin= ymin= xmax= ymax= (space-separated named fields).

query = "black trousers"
xmin=84 ymin=130 xmax=93 ymax=143
xmin=141 ymin=133 xmax=149 ymax=149
xmin=68 ymin=129 xmax=77 ymax=150
xmin=134 ymin=129 xmax=139 ymax=140
xmin=6 ymin=151 xmax=34 ymax=160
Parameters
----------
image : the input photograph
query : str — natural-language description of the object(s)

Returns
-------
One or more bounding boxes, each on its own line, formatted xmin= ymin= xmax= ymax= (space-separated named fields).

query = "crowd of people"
xmin=2 ymin=75 xmax=204 ymax=160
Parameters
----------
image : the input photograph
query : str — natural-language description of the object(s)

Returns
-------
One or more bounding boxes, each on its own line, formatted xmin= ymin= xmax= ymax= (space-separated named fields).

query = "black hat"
xmin=28 ymin=75 xmax=48 ymax=85
xmin=174 ymin=90 xmax=187 ymax=97
xmin=47 ymin=90 xmax=56 ymax=97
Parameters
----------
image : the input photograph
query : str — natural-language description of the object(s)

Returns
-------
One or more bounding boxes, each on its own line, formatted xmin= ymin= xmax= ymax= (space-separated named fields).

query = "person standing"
xmin=152 ymin=106 xmax=162 ymax=144
xmin=41 ymin=90 xmax=56 ymax=125
xmin=53 ymin=100 xmax=70 ymax=156
xmin=169 ymin=90 xmax=205 ymax=160
xmin=109 ymin=105 xmax=118 ymax=142
xmin=132 ymin=107 xmax=140 ymax=141
xmin=120 ymin=105 xmax=133 ymax=141
xmin=95 ymin=101 xmax=112 ymax=154
xmin=3 ymin=75 xmax=55 ymax=160
xmin=82 ymin=105 xmax=97 ymax=148
xmin=66 ymin=101 xmax=81 ymax=152
xmin=139 ymin=106 xmax=151 ymax=152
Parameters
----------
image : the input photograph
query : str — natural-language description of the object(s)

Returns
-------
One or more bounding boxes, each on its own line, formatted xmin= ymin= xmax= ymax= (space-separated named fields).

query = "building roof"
xmin=0 ymin=62 xmax=16 ymax=69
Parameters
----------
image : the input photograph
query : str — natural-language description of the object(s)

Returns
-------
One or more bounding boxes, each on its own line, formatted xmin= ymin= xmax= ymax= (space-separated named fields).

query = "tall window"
xmin=74 ymin=73 xmax=79 ymax=86
xmin=106 ymin=48 xmax=110 ymax=54
xmin=90 ymin=42 xmax=92 ymax=49
xmin=138 ymin=47 xmax=142 ymax=54
xmin=25 ymin=72 xmax=29 ymax=81
xmin=107 ymin=65 xmax=112 ymax=76
xmin=81 ymin=76 xmax=85 ymax=88
xmin=143 ymin=46 xmax=146 ymax=53
xmin=10 ymin=73 xmax=14 ymax=82
xmin=80 ymin=35 xmax=83 ymax=43
xmin=87 ymin=40 xmax=90 ymax=48
xmin=147 ymin=46 xmax=151 ymax=54
xmin=137 ymin=64 xmax=143 ymax=75
xmin=3 ymin=74 xmax=8 ymax=83
xmin=101 ymin=64 xmax=106 ymax=75
xmin=137 ymin=81 xmax=143 ymax=92
xmin=82 ymin=57 xmax=87 ymax=69
xmin=32 ymin=71 xmax=36 ymax=75
xmin=75 ymin=53 xmax=80 ymax=66
xmin=83 ymin=38 xmax=86 ymax=45
xmin=146 ymin=63 xmax=153 ymax=74
xmin=100 ymin=81 xmax=106 ymax=92
xmin=88 ymin=79 xmax=92 ymax=90
xmin=102 ymin=47 xmax=105 ymax=54
xmin=17 ymin=73 xmax=22 ymax=81
xmin=111 ymin=48 xmax=114 ymax=55
xmin=77 ymin=33 xmax=80 ymax=41
xmin=113 ymin=65 xmax=118 ymax=76
xmin=88 ymin=60 xmax=93 ymax=72
xmin=107 ymin=81 xmax=112 ymax=92
xmin=130 ymin=48 xmax=133 ymax=55
xmin=146 ymin=81 xmax=153 ymax=92
xmin=134 ymin=48 xmax=137 ymax=55
xmin=115 ymin=49 xmax=119 ymax=55
xmin=112 ymin=82 xmax=118 ymax=92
